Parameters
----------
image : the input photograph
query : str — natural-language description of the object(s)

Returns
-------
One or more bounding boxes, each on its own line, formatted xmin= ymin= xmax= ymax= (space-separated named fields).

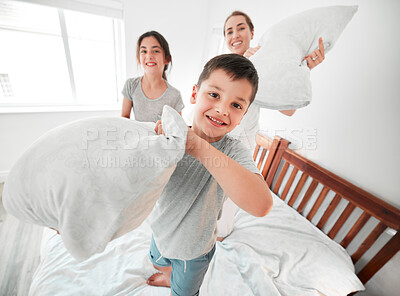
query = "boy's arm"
xmin=187 ymin=130 xmax=273 ymax=217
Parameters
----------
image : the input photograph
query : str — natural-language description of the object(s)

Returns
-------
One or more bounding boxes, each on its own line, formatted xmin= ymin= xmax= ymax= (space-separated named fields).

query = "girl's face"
xmin=224 ymin=15 xmax=254 ymax=56
xmin=138 ymin=36 xmax=169 ymax=77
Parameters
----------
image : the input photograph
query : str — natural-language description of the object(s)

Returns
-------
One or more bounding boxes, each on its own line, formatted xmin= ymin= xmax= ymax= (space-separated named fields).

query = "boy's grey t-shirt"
xmin=122 ymin=77 xmax=184 ymax=122
xmin=150 ymin=135 xmax=261 ymax=260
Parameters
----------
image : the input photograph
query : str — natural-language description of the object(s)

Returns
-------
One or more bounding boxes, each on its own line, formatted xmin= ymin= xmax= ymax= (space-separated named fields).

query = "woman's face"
xmin=224 ymin=15 xmax=254 ymax=56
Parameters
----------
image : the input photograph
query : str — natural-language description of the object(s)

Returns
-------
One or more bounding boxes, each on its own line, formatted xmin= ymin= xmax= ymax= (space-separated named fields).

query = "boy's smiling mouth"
xmin=206 ymin=115 xmax=227 ymax=126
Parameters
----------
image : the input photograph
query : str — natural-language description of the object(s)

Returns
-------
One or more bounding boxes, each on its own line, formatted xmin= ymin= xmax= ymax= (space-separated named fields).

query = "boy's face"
xmin=190 ymin=69 xmax=252 ymax=142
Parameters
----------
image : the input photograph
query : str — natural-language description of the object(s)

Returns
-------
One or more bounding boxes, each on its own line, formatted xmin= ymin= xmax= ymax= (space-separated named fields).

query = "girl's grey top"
xmin=149 ymin=135 xmax=261 ymax=260
xmin=122 ymin=76 xmax=184 ymax=122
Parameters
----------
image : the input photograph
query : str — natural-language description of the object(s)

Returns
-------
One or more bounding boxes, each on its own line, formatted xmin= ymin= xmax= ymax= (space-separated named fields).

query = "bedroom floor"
xmin=0 ymin=182 xmax=44 ymax=296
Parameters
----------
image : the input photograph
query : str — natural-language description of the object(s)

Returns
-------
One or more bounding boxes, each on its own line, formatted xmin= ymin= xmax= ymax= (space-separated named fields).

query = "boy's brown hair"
xmin=197 ymin=54 xmax=259 ymax=104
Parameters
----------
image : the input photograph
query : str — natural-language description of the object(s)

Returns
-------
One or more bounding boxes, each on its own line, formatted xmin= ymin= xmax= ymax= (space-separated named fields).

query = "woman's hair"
xmin=197 ymin=54 xmax=259 ymax=104
xmin=136 ymin=31 xmax=172 ymax=80
xmin=223 ymin=10 xmax=254 ymax=36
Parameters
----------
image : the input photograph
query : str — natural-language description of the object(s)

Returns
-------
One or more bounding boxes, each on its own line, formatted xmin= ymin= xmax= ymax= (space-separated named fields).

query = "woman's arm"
xmin=121 ymin=97 xmax=133 ymax=118
xmin=280 ymin=37 xmax=326 ymax=116
xmin=244 ymin=39 xmax=325 ymax=117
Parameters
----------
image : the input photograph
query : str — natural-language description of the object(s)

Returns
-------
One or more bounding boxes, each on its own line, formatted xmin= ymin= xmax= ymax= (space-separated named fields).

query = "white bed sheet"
xmin=29 ymin=193 xmax=364 ymax=296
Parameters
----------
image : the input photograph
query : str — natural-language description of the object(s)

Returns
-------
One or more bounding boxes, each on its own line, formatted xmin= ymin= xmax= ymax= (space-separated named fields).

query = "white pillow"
xmin=250 ymin=5 xmax=358 ymax=110
xmin=3 ymin=106 xmax=187 ymax=262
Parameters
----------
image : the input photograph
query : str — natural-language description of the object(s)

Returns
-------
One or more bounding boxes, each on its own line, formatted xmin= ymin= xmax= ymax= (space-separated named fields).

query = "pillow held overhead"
xmin=3 ymin=106 xmax=187 ymax=262
xmin=250 ymin=5 xmax=358 ymax=110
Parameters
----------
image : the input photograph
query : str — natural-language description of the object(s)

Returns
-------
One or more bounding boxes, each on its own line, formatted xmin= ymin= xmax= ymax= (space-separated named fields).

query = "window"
xmin=0 ymin=0 xmax=124 ymax=107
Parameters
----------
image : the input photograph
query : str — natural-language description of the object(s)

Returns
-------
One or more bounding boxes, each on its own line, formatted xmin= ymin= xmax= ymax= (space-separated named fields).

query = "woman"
xmin=217 ymin=11 xmax=325 ymax=241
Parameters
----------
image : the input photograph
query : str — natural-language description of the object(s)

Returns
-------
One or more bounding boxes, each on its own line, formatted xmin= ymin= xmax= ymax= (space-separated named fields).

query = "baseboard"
xmin=0 ymin=171 xmax=9 ymax=183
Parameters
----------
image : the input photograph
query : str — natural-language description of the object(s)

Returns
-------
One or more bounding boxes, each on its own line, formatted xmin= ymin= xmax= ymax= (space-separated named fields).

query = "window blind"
xmin=13 ymin=0 xmax=123 ymax=19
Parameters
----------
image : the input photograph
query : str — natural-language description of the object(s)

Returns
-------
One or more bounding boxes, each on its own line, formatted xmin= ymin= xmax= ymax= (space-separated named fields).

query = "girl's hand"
xmin=243 ymin=46 xmax=261 ymax=58
xmin=305 ymin=37 xmax=325 ymax=70
xmin=154 ymin=120 xmax=164 ymax=135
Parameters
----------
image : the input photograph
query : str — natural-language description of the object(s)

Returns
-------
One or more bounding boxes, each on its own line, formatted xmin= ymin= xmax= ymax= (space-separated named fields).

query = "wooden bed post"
xmin=357 ymin=231 xmax=400 ymax=284
xmin=265 ymin=138 xmax=290 ymax=187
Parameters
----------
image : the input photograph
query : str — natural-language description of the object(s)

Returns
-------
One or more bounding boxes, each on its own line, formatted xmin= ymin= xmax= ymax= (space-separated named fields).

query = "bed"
xmin=29 ymin=134 xmax=400 ymax=296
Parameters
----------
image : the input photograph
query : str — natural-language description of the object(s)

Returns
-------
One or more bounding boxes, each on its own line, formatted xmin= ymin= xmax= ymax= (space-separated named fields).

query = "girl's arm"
xmin=121 ymin=97 xmax=133 ymax=118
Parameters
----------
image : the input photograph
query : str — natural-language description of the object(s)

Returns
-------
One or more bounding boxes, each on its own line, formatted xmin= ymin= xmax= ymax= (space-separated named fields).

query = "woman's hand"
xmin=305 ymin=37 xmax=325 ymax=70
xmin=243 ymin=46 xmax=261 ymax=58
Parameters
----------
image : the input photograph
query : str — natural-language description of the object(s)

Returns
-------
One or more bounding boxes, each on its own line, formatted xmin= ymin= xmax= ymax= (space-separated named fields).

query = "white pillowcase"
xmin=250 ymin=5 xmax=358 ymax=110
xmin=3 ymin=106 xmax=187 ymax=262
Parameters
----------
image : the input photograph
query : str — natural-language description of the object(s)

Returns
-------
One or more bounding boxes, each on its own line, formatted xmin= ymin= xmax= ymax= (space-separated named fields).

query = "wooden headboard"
xmin=253 ymin=133 xmax=400 ymax=286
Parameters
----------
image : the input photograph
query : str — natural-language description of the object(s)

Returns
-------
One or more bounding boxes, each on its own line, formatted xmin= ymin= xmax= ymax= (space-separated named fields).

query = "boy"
xmin=147 ymin=54 xmax=273 ymax=295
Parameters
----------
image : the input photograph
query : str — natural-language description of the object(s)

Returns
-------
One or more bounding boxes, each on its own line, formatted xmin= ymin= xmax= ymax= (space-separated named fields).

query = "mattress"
xmin=29 ymin=193 xmax=364 ymax=296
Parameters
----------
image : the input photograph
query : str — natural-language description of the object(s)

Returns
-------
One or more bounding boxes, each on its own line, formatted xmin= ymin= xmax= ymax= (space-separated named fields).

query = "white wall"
xmin=0 ymin=110 xmax=120 ymax=178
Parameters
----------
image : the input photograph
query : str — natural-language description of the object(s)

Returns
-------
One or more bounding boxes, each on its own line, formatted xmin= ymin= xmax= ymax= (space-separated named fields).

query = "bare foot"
xmin=147 ymin=272 xmax=171 ymax=287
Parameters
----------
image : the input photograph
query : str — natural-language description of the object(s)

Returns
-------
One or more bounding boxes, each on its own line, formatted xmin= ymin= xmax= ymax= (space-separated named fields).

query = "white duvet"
xmin=29 ymin=193 xmax=364 ymax=296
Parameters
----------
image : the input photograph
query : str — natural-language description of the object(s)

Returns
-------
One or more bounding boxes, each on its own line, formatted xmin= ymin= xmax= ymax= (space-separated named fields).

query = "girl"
xmin=217 ymin=11 xmax=325 ymax=241
xmin=121 ymin=31 xmax=184 ymax=122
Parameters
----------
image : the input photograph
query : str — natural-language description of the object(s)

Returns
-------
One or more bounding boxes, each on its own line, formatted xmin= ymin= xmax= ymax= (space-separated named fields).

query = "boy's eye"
xmin=226 ymin=30 xmax=232 ymax=35
xmin=232 ymin=102 xmax=242 ymax=109
xmin=209 ymin=92 xmax=219 ymax=99
xmin=154 ymin=50 xmax=160 ymax=53
xmin=140 ymin=50 xmax=147 ymax=54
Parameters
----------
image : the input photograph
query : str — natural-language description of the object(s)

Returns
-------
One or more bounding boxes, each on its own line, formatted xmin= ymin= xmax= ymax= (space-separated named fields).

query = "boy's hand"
xmin=154 ymin=120 xmax=165 ymax=135
xmin=185 ymin=127 xmax=205 ymax=157
xmin=155 ymin=122 xmax=204 ymax=157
